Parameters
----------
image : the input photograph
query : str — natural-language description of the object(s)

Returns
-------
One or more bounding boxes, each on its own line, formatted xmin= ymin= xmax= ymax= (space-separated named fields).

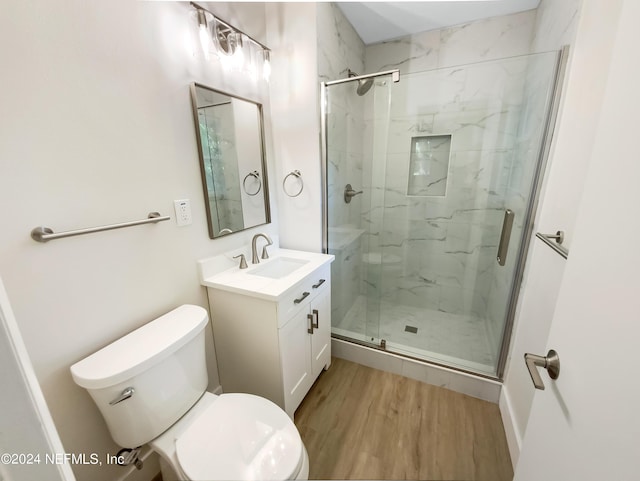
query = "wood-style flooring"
xmin=295 ymin=358 xmax=513 ymax=481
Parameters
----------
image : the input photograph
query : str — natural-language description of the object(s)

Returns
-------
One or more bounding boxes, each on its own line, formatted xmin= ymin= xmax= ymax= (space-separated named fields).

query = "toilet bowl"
xmin=70 ymin=304 xmax=308 ymax=480
xmin=152 ymin=392 xmax=309 ymax=481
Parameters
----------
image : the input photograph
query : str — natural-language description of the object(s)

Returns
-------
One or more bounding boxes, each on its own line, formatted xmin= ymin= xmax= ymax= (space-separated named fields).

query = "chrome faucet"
xmin=251 ymin=233 xmax=273 ymax=264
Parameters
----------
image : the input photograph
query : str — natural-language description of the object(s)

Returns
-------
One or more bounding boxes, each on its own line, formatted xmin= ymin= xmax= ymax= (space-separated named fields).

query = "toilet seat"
xmin=175 ymin=393 xmax=303 ymax=481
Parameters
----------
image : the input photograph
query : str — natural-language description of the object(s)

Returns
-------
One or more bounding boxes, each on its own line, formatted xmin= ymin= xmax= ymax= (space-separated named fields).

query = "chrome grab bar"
xmin=31 ymin=212 xmax=170 ymax=243
xmin=535 ymin=231 xmax=569 ymax=259
xmin=496 ymin=209 xmax=515 ymax=266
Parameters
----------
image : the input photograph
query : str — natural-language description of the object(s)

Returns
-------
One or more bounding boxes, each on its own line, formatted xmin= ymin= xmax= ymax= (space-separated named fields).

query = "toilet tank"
xmin=70 ymin=305 xmax=209 ymax=448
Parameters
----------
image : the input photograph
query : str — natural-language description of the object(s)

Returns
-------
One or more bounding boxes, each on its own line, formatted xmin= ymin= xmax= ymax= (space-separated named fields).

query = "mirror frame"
xmin=190 ymin=82 xmax=271 ymax=239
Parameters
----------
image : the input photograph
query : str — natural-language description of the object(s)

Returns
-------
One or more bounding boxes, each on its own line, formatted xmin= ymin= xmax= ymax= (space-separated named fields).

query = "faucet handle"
xmin=233 ymin=254 xmax=248 ymax=269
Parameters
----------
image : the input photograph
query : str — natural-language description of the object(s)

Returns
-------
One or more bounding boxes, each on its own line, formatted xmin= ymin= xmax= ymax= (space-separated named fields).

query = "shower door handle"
xmin=497 ymin=209 xmax=515 ymax=266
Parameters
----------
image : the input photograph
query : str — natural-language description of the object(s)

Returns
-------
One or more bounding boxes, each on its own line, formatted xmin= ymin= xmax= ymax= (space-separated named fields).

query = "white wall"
xmin=500 ymin=0 xmax=625 ymax=466
xmin=0 ymin=2 xmax=276 ymax=480
xmin=266 ymin=2 xmax=323 ymax=253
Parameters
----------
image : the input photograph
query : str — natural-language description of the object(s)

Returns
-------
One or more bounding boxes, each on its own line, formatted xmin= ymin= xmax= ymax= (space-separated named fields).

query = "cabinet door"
xmin=278 ymin=308 xmax=313 ymax=417
xmin=310 ymin=286 xmax=331 ymax=377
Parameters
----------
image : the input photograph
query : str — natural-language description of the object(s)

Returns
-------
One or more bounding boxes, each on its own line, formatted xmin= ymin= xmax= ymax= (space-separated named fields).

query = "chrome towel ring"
xmin=283 ymin=170 xmax=304 ymax=197
xmin=242 ymin=171 xmax=262 ymax=196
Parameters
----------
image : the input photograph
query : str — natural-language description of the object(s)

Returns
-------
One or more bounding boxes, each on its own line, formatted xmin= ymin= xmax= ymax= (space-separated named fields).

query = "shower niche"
xmin=407 ymin=134 xmax=452 ymax=197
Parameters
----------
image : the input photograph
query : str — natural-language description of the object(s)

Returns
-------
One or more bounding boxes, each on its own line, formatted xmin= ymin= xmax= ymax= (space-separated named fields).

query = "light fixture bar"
xmin=190 ymin=2 xmax=271 ymax=54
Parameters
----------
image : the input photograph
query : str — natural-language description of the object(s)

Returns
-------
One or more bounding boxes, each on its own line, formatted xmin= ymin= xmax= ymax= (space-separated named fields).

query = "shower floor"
xmin=333 ymin=295 xmax=496 ymax=376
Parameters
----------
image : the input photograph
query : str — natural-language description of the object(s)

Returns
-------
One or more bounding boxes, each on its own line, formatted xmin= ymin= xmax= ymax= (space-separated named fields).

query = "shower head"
xmin=348 ymin=69 xmax=374 ymax=96
xmin=356 ymin=78 xmax=373 ymax=96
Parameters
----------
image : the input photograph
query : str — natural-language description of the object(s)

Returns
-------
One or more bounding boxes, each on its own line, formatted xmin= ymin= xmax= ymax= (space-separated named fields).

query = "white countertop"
xmin=200 ymin=248 xmax=334 ymax=301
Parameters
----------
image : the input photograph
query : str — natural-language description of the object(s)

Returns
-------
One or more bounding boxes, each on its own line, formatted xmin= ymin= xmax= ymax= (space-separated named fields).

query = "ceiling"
xmin=337 ymin=0 xmax=541 ymax=45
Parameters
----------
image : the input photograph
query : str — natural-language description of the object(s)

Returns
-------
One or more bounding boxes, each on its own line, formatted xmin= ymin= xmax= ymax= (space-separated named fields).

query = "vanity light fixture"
xmin=191 ymin=2 xmax=271 ymax=79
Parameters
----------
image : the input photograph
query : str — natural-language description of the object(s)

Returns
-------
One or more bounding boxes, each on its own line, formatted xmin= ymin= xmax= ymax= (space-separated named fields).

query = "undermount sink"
xmin=248 ymin=257 xmax=309 ymax=279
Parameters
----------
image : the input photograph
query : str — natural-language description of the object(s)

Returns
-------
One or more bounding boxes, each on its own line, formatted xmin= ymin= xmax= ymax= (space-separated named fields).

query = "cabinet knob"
xmin=312 ymin=279 xmax=325 ymax=289
xmin=307 ymin=313 xmax=314 ymax=334
xmin=312 ymin=309 xmax=319 ymax=329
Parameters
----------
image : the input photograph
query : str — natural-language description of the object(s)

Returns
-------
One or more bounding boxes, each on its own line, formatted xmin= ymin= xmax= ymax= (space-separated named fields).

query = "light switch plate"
xmin=173 ymin=199 xmax=192 ymax=226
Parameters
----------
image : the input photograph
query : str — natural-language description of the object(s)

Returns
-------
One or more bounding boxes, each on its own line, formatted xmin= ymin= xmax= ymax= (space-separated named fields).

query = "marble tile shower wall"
xmin=364 ymin=10 xmax=536 ymax=75
xmin=318 ymin=2 xmax=365 ymax=232
xmin=317 ymin=3 xmax=367 ymax=323
xmin=359 ymin=11 xmax=538 ymax=322
xmin=363 ymin=58 xmax=533 ymax=320
xmin=318 ymin=5 xmax=550 ymax=332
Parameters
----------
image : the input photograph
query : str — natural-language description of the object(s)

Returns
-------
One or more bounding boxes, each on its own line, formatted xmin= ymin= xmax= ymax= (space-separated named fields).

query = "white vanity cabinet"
xmin=206 ymin=262 xmax=332 ymax=418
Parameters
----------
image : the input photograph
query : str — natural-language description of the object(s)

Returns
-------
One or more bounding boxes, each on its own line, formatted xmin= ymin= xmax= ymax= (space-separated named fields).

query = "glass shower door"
xmin=324 ymin=72 xmax=395 ymax=346
xmin=324 ymin=51 xmax=562 ymax=378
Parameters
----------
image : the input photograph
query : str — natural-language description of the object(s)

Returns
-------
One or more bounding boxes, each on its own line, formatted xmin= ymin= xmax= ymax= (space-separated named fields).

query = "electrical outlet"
xmin=173 ymin=199 xmax=192 ymax=226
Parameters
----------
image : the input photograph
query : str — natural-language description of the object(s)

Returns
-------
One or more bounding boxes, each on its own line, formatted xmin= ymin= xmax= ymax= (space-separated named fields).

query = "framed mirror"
xmin=190 ymin=83 xmax=270 ymax=238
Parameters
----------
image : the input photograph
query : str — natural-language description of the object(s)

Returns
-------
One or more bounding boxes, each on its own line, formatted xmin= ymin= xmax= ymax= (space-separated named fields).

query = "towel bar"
xmin=535 ymin=231 xmax=569 ymax=259
xmin=31 ymin=212 xmax=170 ymax=243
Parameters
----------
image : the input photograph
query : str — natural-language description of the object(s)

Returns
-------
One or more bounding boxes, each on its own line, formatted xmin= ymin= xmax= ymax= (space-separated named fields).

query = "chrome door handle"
xmin=312 ymin=309 xmax=319 ymax=329
xmin=109 ymin=387 xmax=135 ymax=405
xmin=307 ymin=313 xmax=314 ymax=334
xmin=524 ymin=350 xmax=560 ymax=390
xmin=497 ymin=209 xmax=515 ymax=266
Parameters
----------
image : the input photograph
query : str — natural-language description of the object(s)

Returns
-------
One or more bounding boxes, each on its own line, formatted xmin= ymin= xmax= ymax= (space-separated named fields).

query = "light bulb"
xmin=233 ymin=34 xmax=245 ymax=70
xmin=263 ymin=50 xmax=271 ymax=81
xmin=197 ymin=10 xmax=211 ymax=61
xmin=247 ymin=44 xmax=258 ymax=80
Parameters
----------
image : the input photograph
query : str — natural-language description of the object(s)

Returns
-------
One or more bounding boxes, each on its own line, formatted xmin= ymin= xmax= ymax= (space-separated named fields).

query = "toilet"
xmin=70 ymin=304 xmax=309 ymax=481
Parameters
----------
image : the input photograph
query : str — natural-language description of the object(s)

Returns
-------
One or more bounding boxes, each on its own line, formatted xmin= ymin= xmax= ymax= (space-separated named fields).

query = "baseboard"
xmin=332 ymin=338 xmax=501 ymax=403
xmin=499 ymin=387 xmax=521 ymax=468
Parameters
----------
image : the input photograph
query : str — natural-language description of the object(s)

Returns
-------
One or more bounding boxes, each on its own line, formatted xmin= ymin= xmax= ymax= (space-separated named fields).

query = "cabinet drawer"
xmin=277 ymin=264 xmax=331 ymax=328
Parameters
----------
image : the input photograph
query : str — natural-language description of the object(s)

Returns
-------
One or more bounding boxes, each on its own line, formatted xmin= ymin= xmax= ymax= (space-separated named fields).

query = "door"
xmin=515 ymin=1 xmax=640 ymax=478
xmin=0 ymin=276 xmax=76 ymax=481
xmin=279 ymin=308 xmax=313 ymax=417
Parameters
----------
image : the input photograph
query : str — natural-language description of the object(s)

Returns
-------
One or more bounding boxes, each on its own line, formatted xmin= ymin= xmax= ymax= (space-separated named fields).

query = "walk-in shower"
xmin=321 ymin=50 xmax=566 ymax=379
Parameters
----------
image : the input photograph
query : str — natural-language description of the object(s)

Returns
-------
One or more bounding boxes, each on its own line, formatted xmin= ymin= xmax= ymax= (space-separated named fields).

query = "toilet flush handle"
xmin=109 ymin=387 xmax=135 ymax=405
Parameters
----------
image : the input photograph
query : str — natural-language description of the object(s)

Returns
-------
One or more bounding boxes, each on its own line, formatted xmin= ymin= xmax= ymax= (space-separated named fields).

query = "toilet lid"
xmin=175 ymin=393 xmax=303 ymax=481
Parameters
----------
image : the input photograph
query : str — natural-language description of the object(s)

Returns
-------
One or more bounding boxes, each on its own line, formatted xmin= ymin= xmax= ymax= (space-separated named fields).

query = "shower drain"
xmin=404 ymin=325 xmax=418 ymax=334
